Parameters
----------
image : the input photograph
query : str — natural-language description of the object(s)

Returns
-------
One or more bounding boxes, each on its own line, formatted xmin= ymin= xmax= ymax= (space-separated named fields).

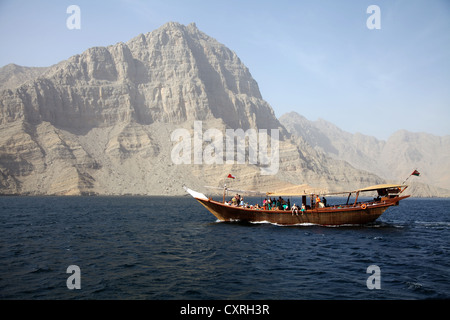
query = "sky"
xmin=0 ymin=0 xmax=449 ymax=140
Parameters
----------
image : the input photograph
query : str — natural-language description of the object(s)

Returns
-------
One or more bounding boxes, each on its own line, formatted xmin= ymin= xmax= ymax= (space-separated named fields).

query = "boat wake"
xmin=251 ymin=220 xmax=318 ymax=227
xmin=213 ymin=219 xmax=317 ymax=227
xmin=212 ymin=218 xmax=409 ymax=228
xmin=413 ymin=220 xmax=450 ymax=229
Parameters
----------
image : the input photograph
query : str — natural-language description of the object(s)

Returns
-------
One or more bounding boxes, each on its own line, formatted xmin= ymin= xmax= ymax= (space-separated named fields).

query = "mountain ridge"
xmin=0 ymin=63 xmax=50 ymax=92
xmin=280 ymin=111 xmax=450 ymax=194
xmin=0 ymin=22 xmax=446 ymax=197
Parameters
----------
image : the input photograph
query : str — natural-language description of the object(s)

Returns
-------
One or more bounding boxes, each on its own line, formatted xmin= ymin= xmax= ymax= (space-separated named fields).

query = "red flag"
xmin=227 ymin=174 xmax=236 ymax=179
xmin=411 ymin=170 xmax=420 ymax=176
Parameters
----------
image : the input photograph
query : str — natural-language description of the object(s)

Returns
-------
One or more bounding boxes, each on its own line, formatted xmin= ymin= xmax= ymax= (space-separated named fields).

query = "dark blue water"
xmin=0 ymin=196 xmax=449 ymax=300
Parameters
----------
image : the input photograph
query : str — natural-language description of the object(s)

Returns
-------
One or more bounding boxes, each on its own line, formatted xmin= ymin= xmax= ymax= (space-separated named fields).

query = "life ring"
xmin=361 ymin=204 xmax=367 ymax=210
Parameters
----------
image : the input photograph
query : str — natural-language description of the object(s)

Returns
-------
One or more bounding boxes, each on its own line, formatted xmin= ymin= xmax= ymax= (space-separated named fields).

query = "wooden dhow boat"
xmin=184 ymin=184 xmax=410 ymax=226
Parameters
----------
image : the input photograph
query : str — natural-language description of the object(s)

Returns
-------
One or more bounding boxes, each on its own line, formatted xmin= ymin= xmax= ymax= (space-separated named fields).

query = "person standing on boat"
xmin=315 ymin=195 xmax=321 ymax=208
xmin=322 ymin=197 xmax=327 ymax=207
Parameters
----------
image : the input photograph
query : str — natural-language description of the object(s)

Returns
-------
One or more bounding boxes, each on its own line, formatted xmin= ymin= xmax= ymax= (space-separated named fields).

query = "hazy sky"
xmin=0 ymin=0 xmax=449 ymax=140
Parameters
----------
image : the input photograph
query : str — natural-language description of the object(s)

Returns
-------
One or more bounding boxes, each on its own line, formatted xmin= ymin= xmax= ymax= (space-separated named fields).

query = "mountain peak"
xmin=0 ymin=63 xmax=49 ymax=91
xmin=1 ymin=22 xmax=281 ymax=132
xmin=158 ymin=21 xmax=198 ymax=32
xmin=143 ymin=21 xmax=202 ymax=40
xmin=187 ymin=22 xmax=198 ymax=29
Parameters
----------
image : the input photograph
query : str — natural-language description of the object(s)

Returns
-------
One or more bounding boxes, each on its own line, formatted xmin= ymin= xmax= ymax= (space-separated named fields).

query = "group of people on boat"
xmin=263 ymin=196 xmax=290 ymax=211
xmin=290 ymin=203 xmax=307 ymax=215
xmin=225 ymin=193 xmax=328 ymax=215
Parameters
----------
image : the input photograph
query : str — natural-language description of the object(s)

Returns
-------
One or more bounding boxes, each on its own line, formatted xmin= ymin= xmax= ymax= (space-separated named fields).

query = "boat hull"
xmin=195 ymin=197 xmax=409 ymax=226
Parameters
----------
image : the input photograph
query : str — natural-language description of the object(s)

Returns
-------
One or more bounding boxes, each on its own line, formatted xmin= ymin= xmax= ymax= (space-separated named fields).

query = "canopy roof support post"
xmin=353 ymin=191 xmax=360 ymax=207
xmin=223 ymin=185 xmax=227 ymax=203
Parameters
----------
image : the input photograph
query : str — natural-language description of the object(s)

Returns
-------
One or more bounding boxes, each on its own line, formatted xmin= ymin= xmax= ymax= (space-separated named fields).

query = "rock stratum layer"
xmin=0 ymin=22 xmax=447 ymax=197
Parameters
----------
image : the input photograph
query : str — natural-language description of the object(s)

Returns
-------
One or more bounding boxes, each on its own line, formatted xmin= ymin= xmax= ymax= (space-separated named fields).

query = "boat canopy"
xmin=355 ymin=184 xmax=407 ymax=193
xmin=266 ymin=184 xmax=325 ymax=197
xmin=266 ymin=183 xmax=408 ymax=197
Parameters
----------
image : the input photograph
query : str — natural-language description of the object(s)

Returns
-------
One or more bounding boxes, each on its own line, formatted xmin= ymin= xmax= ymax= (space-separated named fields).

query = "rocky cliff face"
xmin=0 ymin=22 xmax=390 ymax=196
xmin=2 ymin=22 xmax=281 ymax=132
xmin=0 ymin=64 xmax=49 ymax=92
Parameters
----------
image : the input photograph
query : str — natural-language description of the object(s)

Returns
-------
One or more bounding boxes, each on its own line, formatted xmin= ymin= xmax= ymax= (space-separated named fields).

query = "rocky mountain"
xmin=0 ymin=22 xmax=433 ymax=196
xmin=0 ymin=64 xmax=49 ymax=91
xmin=280 ymin=111 xmax=450 ymax=196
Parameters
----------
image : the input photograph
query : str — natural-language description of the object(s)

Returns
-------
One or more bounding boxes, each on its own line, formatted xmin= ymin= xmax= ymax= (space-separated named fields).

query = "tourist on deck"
xmin=301 ymin=203 xmax=306 ymax=214
xmin=315 ymin=195 xmax=321 ymax=208
xmin=291 ymin=204 xmax=299 ymax=215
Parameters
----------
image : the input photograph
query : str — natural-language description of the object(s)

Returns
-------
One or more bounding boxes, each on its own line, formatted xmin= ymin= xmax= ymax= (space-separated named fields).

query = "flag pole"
xmin=223 ymin=176 xmax=227 ymax=203
xmin=402 ymin=169 xmax=420 ymax=184
xmin=402 ymin=175 xmax=411 ymax=185
xmin=223 ymin=174 xmax=236 ymax=202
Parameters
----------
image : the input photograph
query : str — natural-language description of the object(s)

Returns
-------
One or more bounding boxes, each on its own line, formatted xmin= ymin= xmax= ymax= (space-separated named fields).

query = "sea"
xmin=0 ymin=195 xmax=449 ymax=303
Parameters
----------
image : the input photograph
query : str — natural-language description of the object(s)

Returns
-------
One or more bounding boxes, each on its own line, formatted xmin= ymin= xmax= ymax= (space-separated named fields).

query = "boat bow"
xmin=183 ymin=186 xmax=208 ymax=200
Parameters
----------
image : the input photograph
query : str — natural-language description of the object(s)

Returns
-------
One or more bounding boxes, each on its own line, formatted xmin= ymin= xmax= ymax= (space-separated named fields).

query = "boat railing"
xmin=220 ymin=197 xmax=392 ymax=213
xmin=218 ymin=190 xmax=404 ymax=212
